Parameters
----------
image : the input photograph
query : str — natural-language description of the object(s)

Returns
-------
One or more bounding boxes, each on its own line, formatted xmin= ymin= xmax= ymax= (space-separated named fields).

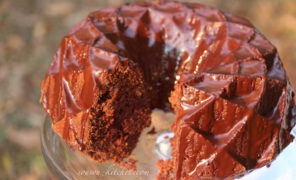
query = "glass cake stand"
xmin=41 ymin=111 xmax=296 ymax=180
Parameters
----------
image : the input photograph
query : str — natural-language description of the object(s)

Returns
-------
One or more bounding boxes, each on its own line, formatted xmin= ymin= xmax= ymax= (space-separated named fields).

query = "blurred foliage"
xmin=0 ymin=0 xmax=295 ymax=179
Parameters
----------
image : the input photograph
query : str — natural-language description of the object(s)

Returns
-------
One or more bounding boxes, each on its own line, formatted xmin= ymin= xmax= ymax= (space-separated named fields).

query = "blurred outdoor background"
xmin=0 ymin=0 xmax=295 ymax=179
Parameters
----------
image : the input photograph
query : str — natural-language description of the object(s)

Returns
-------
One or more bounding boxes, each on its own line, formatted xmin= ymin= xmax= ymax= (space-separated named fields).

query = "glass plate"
xmin=41 ymin=112 xmax=296 ymax=180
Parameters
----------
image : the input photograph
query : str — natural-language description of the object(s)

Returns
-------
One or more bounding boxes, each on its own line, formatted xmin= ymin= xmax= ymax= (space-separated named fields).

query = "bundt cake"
xmin=40 ymin=1 xmax=296 ymax=179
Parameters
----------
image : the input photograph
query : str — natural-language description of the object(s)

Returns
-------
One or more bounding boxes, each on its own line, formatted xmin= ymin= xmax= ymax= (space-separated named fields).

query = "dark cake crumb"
xmin=85 ymin=60 xmax=151 ymax=163
xmin=156 ymin=159 xmax=173 ymax=180
xmin=120 ymin=158 xmax=138 ymax=171
xmin=147 ymin=127 xmax=156 ymax=135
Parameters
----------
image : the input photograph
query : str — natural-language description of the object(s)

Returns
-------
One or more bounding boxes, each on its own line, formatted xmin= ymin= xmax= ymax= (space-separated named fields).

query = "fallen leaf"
xmin=45 ymin=2 xmax=75 ymax=17
xmin=5 ymin=127 xmax=40 ymax=151
xmin=1 ymin=153 xmax=12 ymax=176
xmin=6 ymin=34 xmax=25 ymax=51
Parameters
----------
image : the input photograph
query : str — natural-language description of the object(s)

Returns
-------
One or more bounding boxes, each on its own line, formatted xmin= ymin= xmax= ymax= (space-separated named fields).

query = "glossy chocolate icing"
xmin=169 ymin=73 xmax=295 ymax=179
xmin=40 ymin=1 xmax=296 ymax=179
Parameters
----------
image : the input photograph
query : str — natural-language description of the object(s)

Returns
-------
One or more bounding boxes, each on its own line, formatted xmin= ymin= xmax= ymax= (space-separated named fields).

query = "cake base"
xmin=42 ymin=110 xmax=296 ymax=180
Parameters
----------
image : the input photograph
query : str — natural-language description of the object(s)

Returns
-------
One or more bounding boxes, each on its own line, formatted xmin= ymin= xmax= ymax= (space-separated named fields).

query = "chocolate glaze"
xmin=169 ymin=73 xmax=295 ymax=179
xmin=40 ymin=1 xmax=296 ymax=179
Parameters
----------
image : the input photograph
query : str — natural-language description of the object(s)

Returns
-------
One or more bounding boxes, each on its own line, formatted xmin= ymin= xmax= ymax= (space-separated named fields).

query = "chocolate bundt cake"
xmin=40 ymin=1 xmax=296 ymax=179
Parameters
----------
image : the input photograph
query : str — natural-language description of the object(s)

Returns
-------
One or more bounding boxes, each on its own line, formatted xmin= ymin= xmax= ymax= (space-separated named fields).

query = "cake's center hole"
xmin=150 ymin=109 xmax=175 ymax=160
xmin=155 ymin=131 xmax=174 ymax=160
